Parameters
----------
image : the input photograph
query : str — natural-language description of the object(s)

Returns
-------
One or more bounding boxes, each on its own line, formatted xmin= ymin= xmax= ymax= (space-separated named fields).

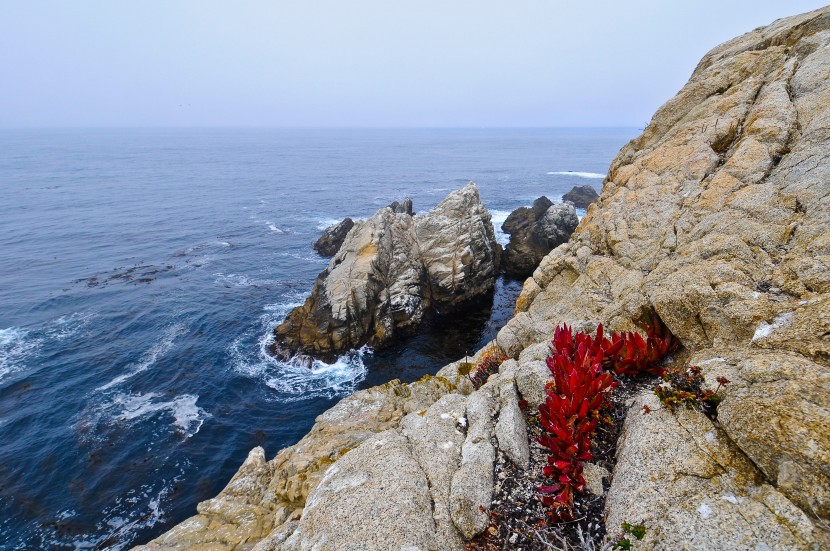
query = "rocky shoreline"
xmin=137 ymin=6 xmax=830 ymax=550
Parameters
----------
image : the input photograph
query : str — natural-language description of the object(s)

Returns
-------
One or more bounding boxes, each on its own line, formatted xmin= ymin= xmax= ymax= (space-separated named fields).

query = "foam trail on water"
xmin=96 ymin=323 xmax=185 ymax=391
xmin=547 ymin=171 xmax=605 ymax=179
xmin=78 ymin=392 xmax=209 ymax=440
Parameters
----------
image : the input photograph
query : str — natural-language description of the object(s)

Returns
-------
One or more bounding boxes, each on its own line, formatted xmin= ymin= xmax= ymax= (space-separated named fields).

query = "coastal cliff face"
xmin=273 ymin=182 xmax=500 ymax=360
xmin=136 ymin=6 xmax=830 ymax=550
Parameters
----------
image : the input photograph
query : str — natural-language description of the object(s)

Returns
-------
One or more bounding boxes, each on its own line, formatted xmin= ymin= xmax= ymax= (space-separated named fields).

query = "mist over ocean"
xmin=0 ymin=128 xmax=636 ymax=548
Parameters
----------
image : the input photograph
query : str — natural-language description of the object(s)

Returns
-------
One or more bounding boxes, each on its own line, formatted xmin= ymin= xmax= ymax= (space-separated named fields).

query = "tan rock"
xmin=692 ymin=348 xmax=830 ymax=520
xmin=605 ymin=392 xmax=828 ymax=550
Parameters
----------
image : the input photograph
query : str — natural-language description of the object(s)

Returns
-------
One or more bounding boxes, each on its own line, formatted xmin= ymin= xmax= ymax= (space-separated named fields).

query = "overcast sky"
xmin=1 ymin=1 xmax=826 ymax=128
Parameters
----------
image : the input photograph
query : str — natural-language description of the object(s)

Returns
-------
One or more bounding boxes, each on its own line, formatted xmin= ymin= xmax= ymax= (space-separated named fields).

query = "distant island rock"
xmin=501 ymin=196 xmax=578 ymax=278
xmin=562 ymin=184 xmax=599 ymax=208
xmin=273 ymin=183 xmax=500 ymax=361
xmin=313 ymin=217 xmax=354 ymax=256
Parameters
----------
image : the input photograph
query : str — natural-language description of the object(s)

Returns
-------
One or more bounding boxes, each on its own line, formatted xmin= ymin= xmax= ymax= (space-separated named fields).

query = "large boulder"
xmin=273 ymin=183 xmax=500 ymax=360
xmin=562 ymin=184 xmax=599 ymax=209
xmin=501 ymin=196 xmax=578 ymax=278
xmin=313 ymin=217 xmax=354 ymax=257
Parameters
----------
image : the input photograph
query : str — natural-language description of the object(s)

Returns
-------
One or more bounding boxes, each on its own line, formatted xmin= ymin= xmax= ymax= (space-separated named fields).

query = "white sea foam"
xmin=489 ymin=209 xmax=511 ymax=246
xmin=547 ymin=171 xmax=605 ymax=179
xmin=1 ymin=312 xmax=94 ymax=381
xmin=96 ymin=323 xmax=185 ymax=391
xmin=277 ymin=251 xmax=330 ymax=265
xmin=113 ymin=393 xmax=208 ymax=436
xmin=0 ymin=327 xmax=37 ymax=381
xmin=58 ymin=463 xmax=188 ymax=550
xmin=80 ymin=392 xmax=209 ymax=439
xmin=316 ymin=217 xmax=343 ymax=231
xmin=214 ymin=273 xmax=281 ymax=288
xmin=230 ymin=297 xmax=370 ymax=402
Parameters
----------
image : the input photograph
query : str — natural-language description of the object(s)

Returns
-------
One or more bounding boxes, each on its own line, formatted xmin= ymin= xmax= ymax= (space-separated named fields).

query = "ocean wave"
xmin=96 ymin=323 xmax=185 ymax=391
xmin=39 ymin=463 xmax=188 ymax=550
xmin=0 ymin=313 xmax=95 ymax=382
xmin=78 ymin=392 xmax=209 ymax=440
xmin=546 ymin=171 xmax=605 ymax=179
xmin=316 ymin=217 xmax=344 ymax=231
xmin=230 ymin=298 xmax=369 ymax=402
xmin=489 ymin=209 xmax=512 ymax=246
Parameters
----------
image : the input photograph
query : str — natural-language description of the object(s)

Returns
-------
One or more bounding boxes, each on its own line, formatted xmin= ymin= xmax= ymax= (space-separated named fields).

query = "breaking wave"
xmin=547 ymin=171 xmax=605 ymax=179
xmin=489 ymin=209 xmax=511 ymax=246
xmin=230 ymin=297 xmax=370 ymax=402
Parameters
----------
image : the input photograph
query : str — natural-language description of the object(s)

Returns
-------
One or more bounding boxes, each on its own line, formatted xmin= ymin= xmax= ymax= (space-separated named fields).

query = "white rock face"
xmin=495 ymin=368 xmax=529 ymax=469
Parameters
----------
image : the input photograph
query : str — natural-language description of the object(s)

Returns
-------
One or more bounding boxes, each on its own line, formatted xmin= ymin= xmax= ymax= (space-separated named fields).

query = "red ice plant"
xmin=538 ymin=314 xmax=678 ymax=520
xmin=538 ymin=324 xmax=616 ymax=518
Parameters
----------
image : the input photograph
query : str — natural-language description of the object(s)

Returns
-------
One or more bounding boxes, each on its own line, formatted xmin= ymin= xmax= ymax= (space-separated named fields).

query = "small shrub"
xmin=611 ymin=521 xmax=647 ymax=549
xmin=467 ymin=345 xmax=509 ymax=389
xmin=653 ymin=365 xmax=729 ymax=415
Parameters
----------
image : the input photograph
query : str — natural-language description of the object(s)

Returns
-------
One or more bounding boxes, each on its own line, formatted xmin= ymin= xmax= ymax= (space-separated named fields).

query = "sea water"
xmin=0 ymin=128 xmax=636 ymax=548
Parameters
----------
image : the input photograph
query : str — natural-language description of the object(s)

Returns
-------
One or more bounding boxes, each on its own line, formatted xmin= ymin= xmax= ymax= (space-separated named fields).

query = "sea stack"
xmin=273 ymin=182 xmax=500 ymax=360
xmin=562 ymin=184 xmax=599 ymax=208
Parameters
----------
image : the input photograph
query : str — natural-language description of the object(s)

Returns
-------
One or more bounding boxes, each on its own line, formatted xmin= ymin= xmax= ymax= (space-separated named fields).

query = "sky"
xmin=1 ymin=1 xmax=827 ymax=128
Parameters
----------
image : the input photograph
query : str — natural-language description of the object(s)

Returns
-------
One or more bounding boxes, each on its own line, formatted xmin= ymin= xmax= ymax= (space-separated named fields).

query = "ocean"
xmin=0 ymin=128 xmax=637 ymax=548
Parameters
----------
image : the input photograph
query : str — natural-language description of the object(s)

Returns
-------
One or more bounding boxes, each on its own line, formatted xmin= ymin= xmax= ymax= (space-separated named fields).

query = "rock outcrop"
xmin=501 ymin=196 xmax=578 ymax=278
xmin=136 ymin=6 xmax=830 ymax=551
xmin=313 ymin=217 xmax=354 ymax=257
xmin=498 ymin=5 xmax=830 ymax=548
xmin=387 ymin=197 xmax=414 ymax=215
xmin=274 ymin=183 xmax=500 ymax=360
xmin=562 ymin=184 xmax=599 ymax=208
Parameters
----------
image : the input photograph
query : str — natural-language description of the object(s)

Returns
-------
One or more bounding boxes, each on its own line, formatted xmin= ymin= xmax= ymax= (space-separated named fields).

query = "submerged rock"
xmin=562 ymin=184 xmax=599 ymax=208
xmin=313 ymin=217 xmax=354 ymax=257
xmin=501 ymin=197 xmax=578 ymax=278
xmin=273 ymin=183 xmax=500 ymax=360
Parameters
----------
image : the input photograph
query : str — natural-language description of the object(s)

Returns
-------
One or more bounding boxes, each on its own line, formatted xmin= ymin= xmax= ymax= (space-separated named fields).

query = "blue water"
xmin=0 ymin=128 xmax=636 ymax=549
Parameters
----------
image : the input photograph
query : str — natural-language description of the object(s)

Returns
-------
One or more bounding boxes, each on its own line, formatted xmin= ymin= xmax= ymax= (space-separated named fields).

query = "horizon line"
xmin=0 ymin=125 xmax=644 ymax=131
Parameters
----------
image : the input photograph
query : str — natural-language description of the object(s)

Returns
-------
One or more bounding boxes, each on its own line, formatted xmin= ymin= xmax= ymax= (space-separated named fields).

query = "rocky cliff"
xmin=136 ymin=6 xmax=830 ymax=550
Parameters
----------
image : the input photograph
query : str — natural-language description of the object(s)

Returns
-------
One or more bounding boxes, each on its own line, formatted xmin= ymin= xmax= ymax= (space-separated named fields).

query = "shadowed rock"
xmin=562 ymin=184 xmax=599 ymax=208
xmin=501 ymin=197 xmax=578 ymax=278
xmin=313 ymin=217 xmax=354 ymax=257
